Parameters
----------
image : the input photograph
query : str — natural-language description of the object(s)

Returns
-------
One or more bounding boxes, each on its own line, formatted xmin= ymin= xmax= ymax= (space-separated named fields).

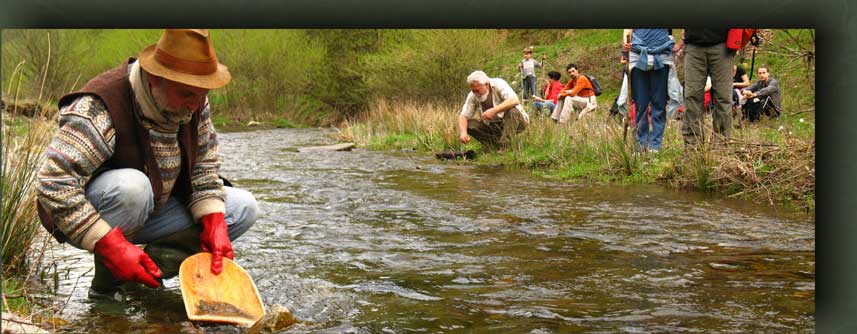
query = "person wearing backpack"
xmin=673 ymin=29 xmax=736 ymax=145
xmin=625 ymin=29 xmax=676 ymax=153
xmin=550 ymin=63 xmax=598 ymax=124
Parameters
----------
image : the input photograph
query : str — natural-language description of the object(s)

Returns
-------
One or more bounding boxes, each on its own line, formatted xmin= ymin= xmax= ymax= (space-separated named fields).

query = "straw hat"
xmin=138 ymin=29 xmax=231 ymax=89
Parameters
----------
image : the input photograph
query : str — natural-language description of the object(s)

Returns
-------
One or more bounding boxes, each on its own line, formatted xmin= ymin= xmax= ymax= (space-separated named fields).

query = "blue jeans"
xmin=631 ymin=67 xmax=668 ymax=151
xmin=534 ymin=100 xmax=556 ymax=114
xmin=81 ymin=169 xmax=258 ymax=246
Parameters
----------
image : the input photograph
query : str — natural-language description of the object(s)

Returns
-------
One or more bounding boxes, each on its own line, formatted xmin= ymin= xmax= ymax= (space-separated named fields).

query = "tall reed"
xmin=2 ymin=55 xmax=56 ymax=278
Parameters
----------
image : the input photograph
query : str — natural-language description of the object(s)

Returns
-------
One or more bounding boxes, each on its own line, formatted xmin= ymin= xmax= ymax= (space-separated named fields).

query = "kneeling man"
xmin=458 ymin=71 xmax=529 ymax=151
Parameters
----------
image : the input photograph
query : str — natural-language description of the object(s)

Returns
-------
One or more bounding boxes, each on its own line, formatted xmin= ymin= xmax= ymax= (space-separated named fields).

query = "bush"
xmin=361 ymin=30 xmax=505 ymax=103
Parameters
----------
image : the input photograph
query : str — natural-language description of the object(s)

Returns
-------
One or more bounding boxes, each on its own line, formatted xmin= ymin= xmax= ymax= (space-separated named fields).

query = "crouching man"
xmin=457 ymin=70 xmax=529 ymax=152
xmin=36 ymin=29 xmax=259 ymax=299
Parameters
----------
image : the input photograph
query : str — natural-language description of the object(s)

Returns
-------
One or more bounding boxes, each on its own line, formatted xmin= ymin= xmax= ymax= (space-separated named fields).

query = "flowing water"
xmin=44 ymin=128 xmax=814 ymax=333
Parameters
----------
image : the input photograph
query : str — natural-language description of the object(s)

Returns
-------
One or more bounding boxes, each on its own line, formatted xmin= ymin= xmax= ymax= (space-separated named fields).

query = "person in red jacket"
xmin=533 ymin=71 xmax=564 ymax=115
xmin=36 ymin=29 xmax=258 ymax=300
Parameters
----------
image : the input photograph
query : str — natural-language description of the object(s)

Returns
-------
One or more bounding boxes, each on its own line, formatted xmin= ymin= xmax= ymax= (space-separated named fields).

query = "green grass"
xmin=273 ymin=118 xmax=299 ymax=128
xmin=211 ymin=113 xmax=231 ymax=128
xmin=1 ymin=277 xmax=32 ymax=315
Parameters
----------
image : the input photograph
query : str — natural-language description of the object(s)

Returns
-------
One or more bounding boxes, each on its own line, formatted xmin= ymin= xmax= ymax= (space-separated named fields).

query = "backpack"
xmin=726 ymin=29 xmax=758 ymax=50
xmin=585 ymin=74 xmax=603 ymax=96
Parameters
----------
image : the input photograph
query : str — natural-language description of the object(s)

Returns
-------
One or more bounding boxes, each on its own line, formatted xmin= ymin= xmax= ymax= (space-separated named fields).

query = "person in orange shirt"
xmin=550 ymin=63 xmax=597 ymax=124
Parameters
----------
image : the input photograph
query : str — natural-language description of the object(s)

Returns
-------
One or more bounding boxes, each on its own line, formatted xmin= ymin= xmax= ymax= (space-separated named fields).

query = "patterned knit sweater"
xmin=37 ymin=73 xmax=226 ymax=251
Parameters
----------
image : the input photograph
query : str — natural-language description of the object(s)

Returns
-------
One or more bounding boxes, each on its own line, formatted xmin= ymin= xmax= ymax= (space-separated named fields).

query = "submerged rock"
xmin=435 ymin=150 xmax=476 ymax=160
xmin=2 ymin=312 xmax=50 ymax=334
xmin=297 ymin=143 xmax=355 ymax=152
xmin=247 ymin=304 xmax=297 ymax=334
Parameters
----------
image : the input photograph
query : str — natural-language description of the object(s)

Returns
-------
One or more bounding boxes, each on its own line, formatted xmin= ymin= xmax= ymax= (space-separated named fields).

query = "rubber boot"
xmin=88 ymin=254 xmax=125 ymax=301
xmin=143 ymin=225 xmax=203 ymax=280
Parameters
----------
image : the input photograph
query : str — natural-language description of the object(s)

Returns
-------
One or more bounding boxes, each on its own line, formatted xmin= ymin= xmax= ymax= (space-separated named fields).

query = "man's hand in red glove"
xmin=94 ymin=227 xmax=162 ymax=288
xmin=200 ymin=212 xmax=234 ymax=275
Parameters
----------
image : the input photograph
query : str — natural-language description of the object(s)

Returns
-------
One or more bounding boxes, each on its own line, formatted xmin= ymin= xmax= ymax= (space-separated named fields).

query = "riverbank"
xmin=338 ymin=99 xmax=815 ymax=216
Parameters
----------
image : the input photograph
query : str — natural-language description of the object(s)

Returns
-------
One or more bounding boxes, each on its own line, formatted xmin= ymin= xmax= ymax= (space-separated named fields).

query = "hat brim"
xmin=138 ymin=45 xmax=231 ymax=90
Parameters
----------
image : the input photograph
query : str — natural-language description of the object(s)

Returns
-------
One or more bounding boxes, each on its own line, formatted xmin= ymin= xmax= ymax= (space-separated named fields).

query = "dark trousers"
xmin=681 ymin=43 xmax=734 ymax=144
xmin=742 ymin=96 xmax=778 ymax=122
xmin=467 ymin=108 xmax=527 ymax=150
xmin=522 ymin=76 xmax=537 ymax=100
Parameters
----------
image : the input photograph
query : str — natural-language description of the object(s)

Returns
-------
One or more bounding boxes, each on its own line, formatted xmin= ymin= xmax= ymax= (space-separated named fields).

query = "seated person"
xmin=741 ymin=65 xmax=782 ymax=122
xmin=732 ymin=64 xmax=751 ymax=108
xmin=550 ymin=63 xmax=597 ymax=124
xmin=533 ymin=71 xmax=564 ymax=114
xmin=458 ymin=70 xmax=529 ymax=151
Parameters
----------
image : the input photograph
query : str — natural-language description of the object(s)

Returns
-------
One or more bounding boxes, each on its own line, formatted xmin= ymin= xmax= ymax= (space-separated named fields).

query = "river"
xmin=44 ymin=128 xmax=814 ymax=333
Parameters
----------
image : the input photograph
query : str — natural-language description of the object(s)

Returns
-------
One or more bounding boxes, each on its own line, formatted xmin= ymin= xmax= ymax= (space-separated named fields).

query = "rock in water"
xmin=2 ymin=312 xmax=50 ymax=334
xmin=247 ymin=304 xmax=297 ymax=334
xmin=297 ymin=143 xmax=356 ymax=152
xmin=435 ymin=150 xmax=476 ymax=160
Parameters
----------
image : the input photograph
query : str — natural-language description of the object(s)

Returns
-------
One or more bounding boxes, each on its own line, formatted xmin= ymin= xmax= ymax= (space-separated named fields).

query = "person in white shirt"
xmin=458 ymin=70 xmax=529 ymax=151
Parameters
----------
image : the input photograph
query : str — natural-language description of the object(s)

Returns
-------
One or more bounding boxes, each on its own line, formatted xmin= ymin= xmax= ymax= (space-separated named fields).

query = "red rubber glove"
xmin=94 ymin=227 xmax=162 ymax=288
xmin=200 ymin=212 xmax=234 ymax=275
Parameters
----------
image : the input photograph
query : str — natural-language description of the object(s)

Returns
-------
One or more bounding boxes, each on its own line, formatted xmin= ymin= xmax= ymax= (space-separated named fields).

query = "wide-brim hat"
xmin=139 ymin=29 xmax=231 ymax=90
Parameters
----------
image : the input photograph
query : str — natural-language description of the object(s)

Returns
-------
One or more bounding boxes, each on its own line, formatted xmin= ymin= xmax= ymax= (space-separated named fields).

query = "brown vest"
xmin=38 ymin=58 xmax=200 ymax=243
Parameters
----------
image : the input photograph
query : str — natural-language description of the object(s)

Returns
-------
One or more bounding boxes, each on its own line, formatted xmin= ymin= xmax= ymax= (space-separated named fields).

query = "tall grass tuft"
xmin=2 ymin=46 xmax=56 ymax=279
xmin=341 ymin=98 xmax=461 ymax=151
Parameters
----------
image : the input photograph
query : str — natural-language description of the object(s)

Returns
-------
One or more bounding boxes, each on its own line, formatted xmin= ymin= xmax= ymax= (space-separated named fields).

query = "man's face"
xmin=757 ymin=68 xmax=770 ymax=82
xmin=470 ymin=82 xmax=490 ymax=97
xmin=567 ymin=67 xmax=579 ymax=80
xmin=150 ymin=76 xmax=209 ymax=122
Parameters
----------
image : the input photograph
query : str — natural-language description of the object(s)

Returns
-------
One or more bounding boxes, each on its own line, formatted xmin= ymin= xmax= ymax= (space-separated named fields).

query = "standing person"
xmin=533 ymin=71 xmax=564 ymax=115
xmin=741 ymin=65 xmax=782 ymax=122
xmin=626 ymin=29 xmax=675 ymax=153
xmin=673 ymin=29 xmax=735 ymax=145
xmin=458 ymin=70 xmax=529 ymax=152
xmin=36 ymin=29 xmax=259 ymax=300
xmin=550 ymin=63 xmax=597 ymax=124
xmin=517 ymin=47 xmax=543 ymax=101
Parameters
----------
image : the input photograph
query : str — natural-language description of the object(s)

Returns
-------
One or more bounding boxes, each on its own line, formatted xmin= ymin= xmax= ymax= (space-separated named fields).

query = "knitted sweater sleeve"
xmin=36 ymin=96 xmax=115 ymax=251
xmin=188 ymin=101 xmax=226 ymax=221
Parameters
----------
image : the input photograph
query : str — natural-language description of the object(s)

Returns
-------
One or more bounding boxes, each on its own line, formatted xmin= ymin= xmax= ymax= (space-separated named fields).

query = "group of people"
xmin=33 ymin=29 xmax=785 ymax=307
xmin=457 ymin=29 xmax=783 ymax=153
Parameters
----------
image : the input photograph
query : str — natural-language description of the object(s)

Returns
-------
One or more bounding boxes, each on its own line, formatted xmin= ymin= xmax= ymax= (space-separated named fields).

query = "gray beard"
xmin=155 ymin=101 xmax=194 ymax=125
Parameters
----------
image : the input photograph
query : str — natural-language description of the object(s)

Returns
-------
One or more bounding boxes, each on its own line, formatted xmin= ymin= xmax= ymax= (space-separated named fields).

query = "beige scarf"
xmin=129 ymin=61 xmax=194 ymax=132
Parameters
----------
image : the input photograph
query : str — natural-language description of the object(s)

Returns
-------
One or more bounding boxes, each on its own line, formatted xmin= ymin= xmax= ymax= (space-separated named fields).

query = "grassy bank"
xmin=339 ymin=29 xmax=815 ymax=213
xmin=340 ymin=98 xmax=814 ymax=213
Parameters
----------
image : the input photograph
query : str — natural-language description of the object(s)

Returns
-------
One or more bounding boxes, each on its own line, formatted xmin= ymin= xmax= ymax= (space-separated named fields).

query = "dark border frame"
xmin=1 ymin=0 xmax=846 ymax=332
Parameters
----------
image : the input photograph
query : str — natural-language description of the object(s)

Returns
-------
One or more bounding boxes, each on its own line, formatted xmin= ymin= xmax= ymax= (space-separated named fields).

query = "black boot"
xmin=88 ymin=254 xmax=125 ymax=301
xmin=143 ymin=225 xmax=203 ymax=280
